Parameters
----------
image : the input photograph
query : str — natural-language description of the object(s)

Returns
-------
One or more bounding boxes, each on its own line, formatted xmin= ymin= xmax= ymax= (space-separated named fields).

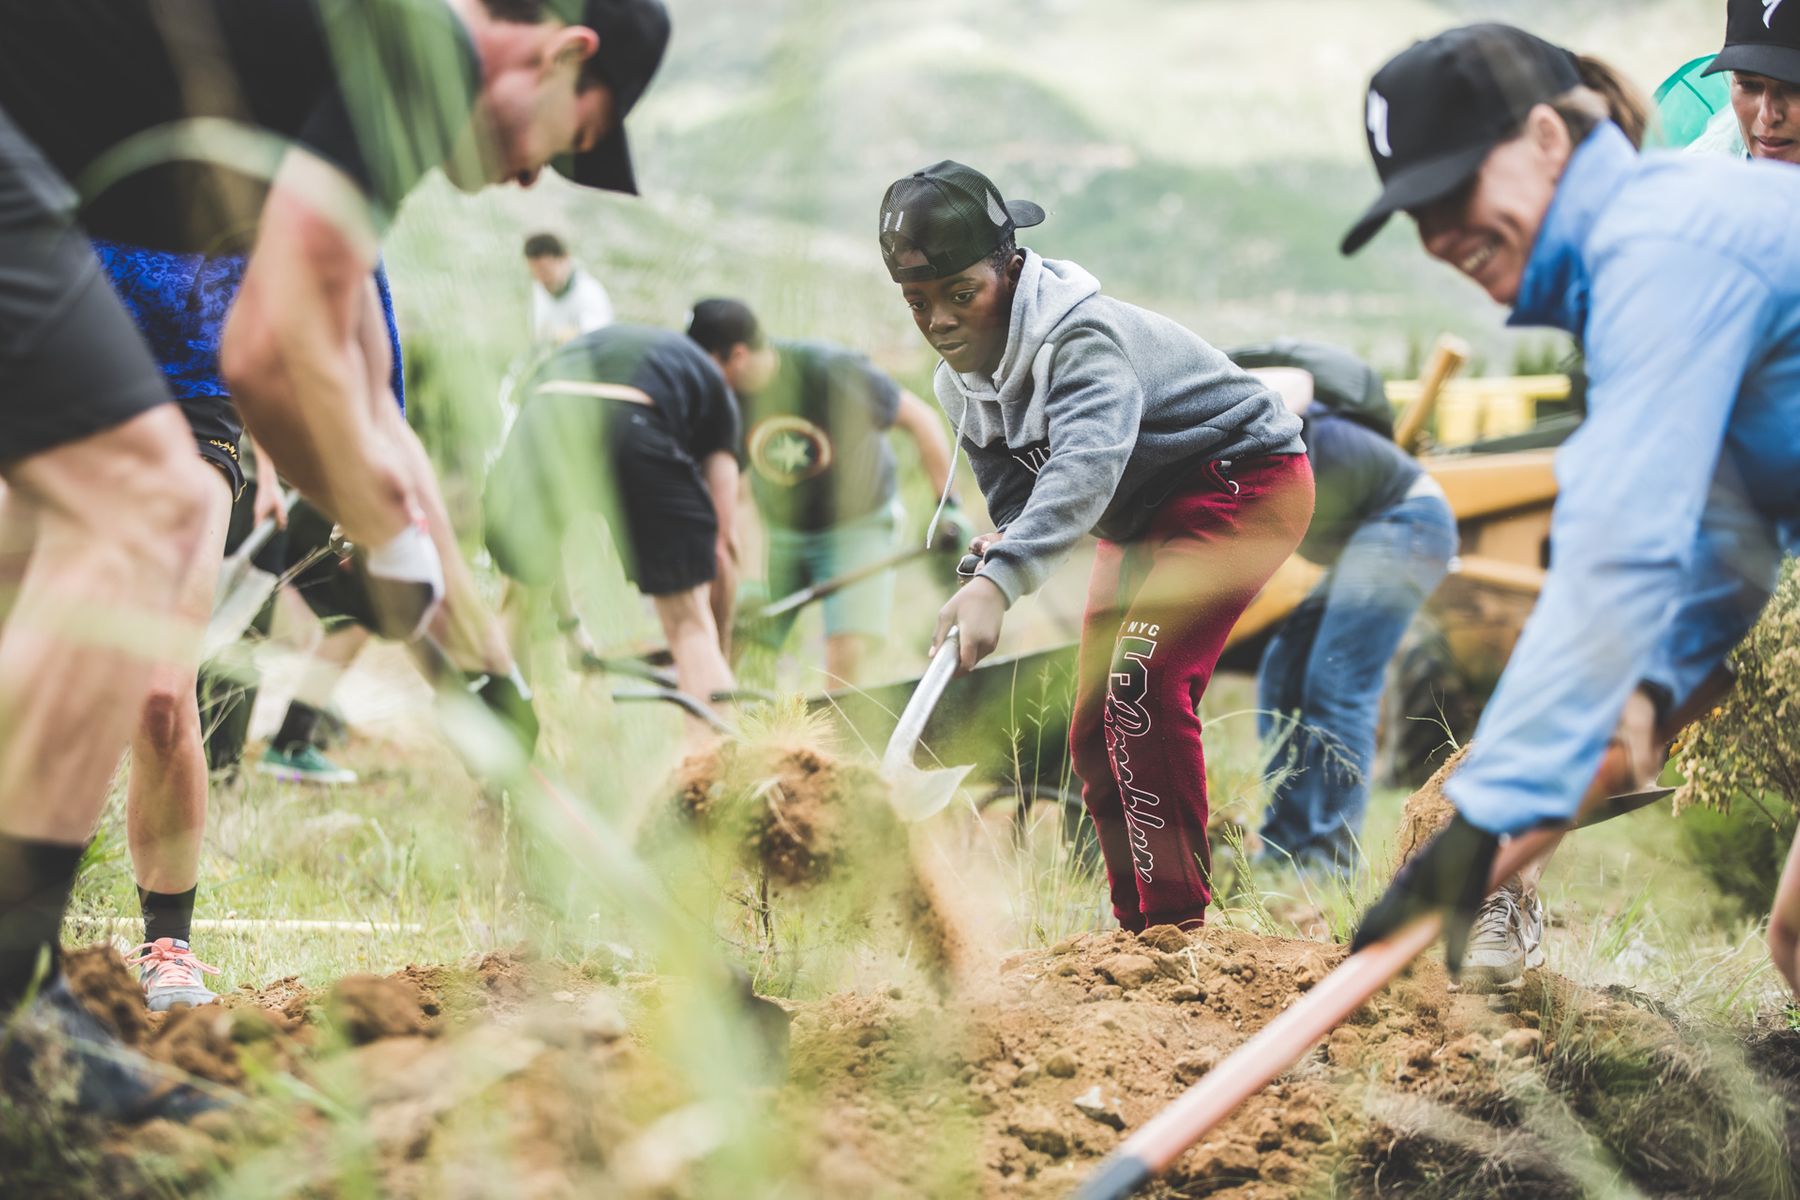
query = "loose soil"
xmin=23 ymin=922 xmax=1797 ymax=1199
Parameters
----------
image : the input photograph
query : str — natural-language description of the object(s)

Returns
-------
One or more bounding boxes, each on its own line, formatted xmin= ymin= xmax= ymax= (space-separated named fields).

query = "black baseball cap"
xmin=1704 ymin=0 xmax=1800 ymax=86
xmin=1341 ymin=23 xmax=1581 ymax=256
xmin=549 ymin=0 xmax=671 ymax=194
xmin=878 ymin=161 xmax=1045 ymax=283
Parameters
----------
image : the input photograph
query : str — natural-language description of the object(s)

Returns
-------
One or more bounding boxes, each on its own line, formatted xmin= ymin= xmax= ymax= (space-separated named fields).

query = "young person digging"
xmin=878 ymin=161 xmax=1313 ymax=932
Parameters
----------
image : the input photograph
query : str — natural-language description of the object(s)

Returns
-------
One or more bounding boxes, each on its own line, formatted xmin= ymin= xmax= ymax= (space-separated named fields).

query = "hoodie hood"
xmin=942 ymin=251 xmax=1101 ymax=417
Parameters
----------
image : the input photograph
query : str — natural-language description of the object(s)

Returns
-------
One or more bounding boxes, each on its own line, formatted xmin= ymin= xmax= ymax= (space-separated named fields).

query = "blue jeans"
xmin=1257 ymin=489 xmax=1457 ymax=871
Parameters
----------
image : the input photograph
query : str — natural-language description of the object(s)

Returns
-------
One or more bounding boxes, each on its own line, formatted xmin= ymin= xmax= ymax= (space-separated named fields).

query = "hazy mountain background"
xmin=387 ymin=0 xmax=1718 ymax=472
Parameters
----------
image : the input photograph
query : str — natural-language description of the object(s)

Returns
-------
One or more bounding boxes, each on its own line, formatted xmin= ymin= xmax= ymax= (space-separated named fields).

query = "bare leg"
xmin=652 ymin=583 xmax=734 ymax=743
xmin=0 ymin=485 xmax=38 ymax=629
xmin=292 ymin=622 xmax=370 ymax=710
xmin=824 ymin=632 xmax=873 ymax=687
xmin=0 ymin=407 xmax=211 ymax=844
xmin=126 ymin=472 xmax=235 ymax=895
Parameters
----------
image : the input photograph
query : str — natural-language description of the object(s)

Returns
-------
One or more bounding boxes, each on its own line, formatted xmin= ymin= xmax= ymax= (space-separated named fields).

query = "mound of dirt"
xmin=63 ymin=945 xmax=151 ymax=1046
xmin=673 ymin=740 xmax=902 ymax=887
xmin=1392 ymin=745 xmax=1465 ymax=869
xmin=29 ymin=927 xmax=1800 ymax=1200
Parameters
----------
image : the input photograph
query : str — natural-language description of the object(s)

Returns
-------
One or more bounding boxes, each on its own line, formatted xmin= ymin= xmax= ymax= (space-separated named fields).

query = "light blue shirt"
xmin=1449 ymin=122 xmax=1800 ymax=836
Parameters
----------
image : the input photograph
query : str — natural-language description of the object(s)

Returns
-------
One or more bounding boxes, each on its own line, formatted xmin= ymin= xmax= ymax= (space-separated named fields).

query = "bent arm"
xmin=347 ymin=278 xmax=514 ymax=672
xmin=1446 ymin=241 xmax=1772 ymax=836
xmin=221 ymin=149 xmax=413 ymax=545
xmin=975 ymin=329 xmax=1143 ymax=603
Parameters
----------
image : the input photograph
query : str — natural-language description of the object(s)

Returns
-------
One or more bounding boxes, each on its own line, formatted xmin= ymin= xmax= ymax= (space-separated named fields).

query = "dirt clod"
xmin=1096 ymin=954 xmax=1159 ymax=988
xmin=326 ymin=974 xmax=430 ymax=1044
xmin=63 ymin=945 xmax=150 ymax=1046
xmin=144 ymin=1006 xmax=245 ymax=1086
xmin=1071 ymin=1085 xmax=1125 ymax=1130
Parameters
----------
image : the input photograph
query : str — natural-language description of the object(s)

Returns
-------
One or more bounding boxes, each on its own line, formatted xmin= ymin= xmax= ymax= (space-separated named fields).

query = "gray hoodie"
xmin=933 ymin=251 xmax=1304 ymax=602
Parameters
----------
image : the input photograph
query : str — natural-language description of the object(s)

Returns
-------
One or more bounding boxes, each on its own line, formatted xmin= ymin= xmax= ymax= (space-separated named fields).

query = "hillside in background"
xmin=386 ymin=0 xmax=1716 ymax=468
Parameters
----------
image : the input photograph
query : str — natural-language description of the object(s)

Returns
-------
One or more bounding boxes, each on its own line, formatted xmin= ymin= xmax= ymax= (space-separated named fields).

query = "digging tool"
xmin=881 ymin=626 xmax=975 ymax=821
xmin=202 ymin=489 xmax=297 ymax=661
xmin=1072 ymin=783 xmax=1677 ymax=1200
xmin=755 ymin=544 xmax=934 ymax=621
xmin=596 ymin=545 xmax=938 ymax=669
xmin=408 ymin=633 xmax=793 ymax=1078
xmin=610 ymin=684 xmax=736 ymax=735
xmin=1392 ymin=334 xmax=1470 ymax=454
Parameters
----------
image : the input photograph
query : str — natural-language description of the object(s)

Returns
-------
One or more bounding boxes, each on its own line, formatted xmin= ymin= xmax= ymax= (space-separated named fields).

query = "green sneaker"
xmin=258 ymin=744 xmax=357 ymax=786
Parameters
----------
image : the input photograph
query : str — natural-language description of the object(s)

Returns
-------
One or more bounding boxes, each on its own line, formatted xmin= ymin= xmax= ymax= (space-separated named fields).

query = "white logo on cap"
xmin=986 ymin=190 xmax=1009 ymax=226
xmin=881 ymin=208 xmax=905 ymax=233
xmin=1367 ymin=90 xmax=1394 ymax=157
xmin=1767 ymin=0 xmax=1786 ymax=28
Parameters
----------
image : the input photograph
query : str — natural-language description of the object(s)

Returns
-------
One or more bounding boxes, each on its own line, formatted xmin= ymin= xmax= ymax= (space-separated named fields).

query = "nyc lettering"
xmin=1104 ymin=631 xmax=1164 ymax=882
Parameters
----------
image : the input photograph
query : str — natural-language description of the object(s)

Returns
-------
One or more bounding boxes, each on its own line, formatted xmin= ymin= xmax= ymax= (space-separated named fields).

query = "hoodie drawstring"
xmin=923 ymin=409 xmax=969 ymax=550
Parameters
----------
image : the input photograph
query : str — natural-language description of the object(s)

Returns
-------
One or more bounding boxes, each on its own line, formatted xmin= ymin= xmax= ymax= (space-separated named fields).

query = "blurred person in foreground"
xmin=1230 ymin=341 xmax=1456 ymax=882
xmin=1341 ymin=25 xmax=1800 ymax=995
xmin=527 ymin=231 xmax=616 ymax=347
xmin=686 ymin=298 xmax=967 ymax=685
xmin=1360 ymin=38 xmax=1657 ymax=994
xmin=0 ymin=0 xmax=667 ymax=1121
xmin=485 ymin=324 xmax=741 ymax=741
xmin=879 ymin=161 xmax=1312 ymax=932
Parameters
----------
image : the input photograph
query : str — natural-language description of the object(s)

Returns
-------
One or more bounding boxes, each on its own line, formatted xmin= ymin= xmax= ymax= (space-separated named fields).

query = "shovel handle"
xmin=754 ymin=544 xmax=934 ymax=621
xmin=1071 ymin=821 xmax=1613 ymax=1199
xmin=882 ymin=628 xmax=960 ymax=775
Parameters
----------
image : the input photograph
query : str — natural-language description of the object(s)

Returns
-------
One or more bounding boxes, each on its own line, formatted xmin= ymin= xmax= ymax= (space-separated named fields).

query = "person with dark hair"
xmin=0 ymin=0 xmax=668 ymax=1117
xmin=879 ymin=161 xmax=1312 ymax=932
xmin=526 ymin=231 xmax=615 ymax=346
xmin=1691 ymin=0 xmax=1800 ymax=162
xmin=485 ymin=325 xmax=742 ymax=736
xmin=1343 ymin=25 xmax=1800 ymax=995
xmin=1231 ymin=341 xmax=1456 ymax=881
xmin=686 ymin=298 xmax=964 ymax=684
xmin=1362 ymin=39 xmax=1664 ymax=991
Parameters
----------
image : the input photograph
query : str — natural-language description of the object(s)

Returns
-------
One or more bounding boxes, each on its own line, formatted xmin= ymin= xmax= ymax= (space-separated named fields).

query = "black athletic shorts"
xmin=0 ymin=109 xmax=170 ymax=463
xmin=485 ymin=396 xmax=718 ymax=596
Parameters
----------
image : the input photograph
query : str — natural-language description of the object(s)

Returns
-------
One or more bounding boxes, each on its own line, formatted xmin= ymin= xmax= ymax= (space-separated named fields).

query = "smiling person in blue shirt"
xmin=1343 ymin=24 xmax=1800 ymax=982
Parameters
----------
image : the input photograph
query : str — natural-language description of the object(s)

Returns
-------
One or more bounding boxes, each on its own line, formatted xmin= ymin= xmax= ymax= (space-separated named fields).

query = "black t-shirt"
xmin=1299 ymin=411 xmax=1422 ymax=565
xmin=531 ymin=324 xmax=740 ymax=463
xmin=742 ymin=338 xmax=903 ymax=532
xmin=0 ymin=0 xmax=481 ymax=253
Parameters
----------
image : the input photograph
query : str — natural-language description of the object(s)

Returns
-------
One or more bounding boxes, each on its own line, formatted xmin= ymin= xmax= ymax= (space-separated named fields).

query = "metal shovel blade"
xmin=881 ymin=628 xmax=973 ymax=821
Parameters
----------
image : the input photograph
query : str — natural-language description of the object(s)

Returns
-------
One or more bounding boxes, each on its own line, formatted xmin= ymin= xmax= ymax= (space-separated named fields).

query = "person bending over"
xmin=1234 ymin=341 xmax=1456 ymax=882
xmin=0 ymin=0 xmax=667 ymax=1119
xmin=1342 ymin=25 xmax=1800 ymax=992
xmin=686 ymin=298 xmax=966 ymax=685
xmin=485 ymin=325 xmax=741 ymax=739
xmin=879 ymin=161 xmax=1312 ymax=932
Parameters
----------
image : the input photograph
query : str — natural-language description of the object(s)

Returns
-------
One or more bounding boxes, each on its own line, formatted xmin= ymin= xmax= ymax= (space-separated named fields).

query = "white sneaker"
xmin=126 ymin=937 xmax=222 ymax=1011
xmin=1455 ymin=889 xmax=1545 ymax=993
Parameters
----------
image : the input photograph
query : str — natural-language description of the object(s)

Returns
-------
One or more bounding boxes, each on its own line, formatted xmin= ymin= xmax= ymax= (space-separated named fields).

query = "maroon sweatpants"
xmin=1070 ymin=453 xmax=1314 ymax=931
